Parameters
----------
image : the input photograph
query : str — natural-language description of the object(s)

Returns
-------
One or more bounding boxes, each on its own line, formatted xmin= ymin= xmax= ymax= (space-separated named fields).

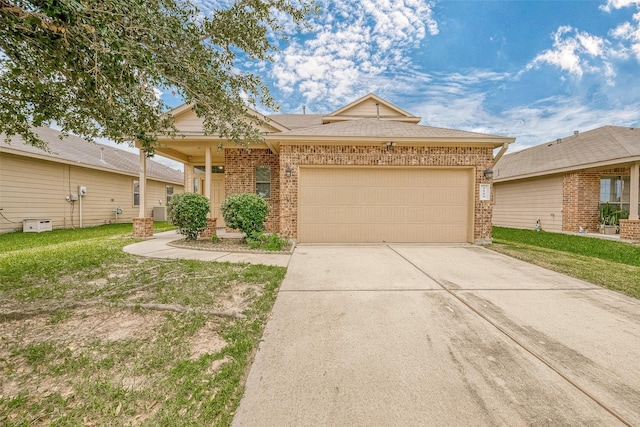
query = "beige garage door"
xmin=298 ymin=167 xmax=473 ymax=243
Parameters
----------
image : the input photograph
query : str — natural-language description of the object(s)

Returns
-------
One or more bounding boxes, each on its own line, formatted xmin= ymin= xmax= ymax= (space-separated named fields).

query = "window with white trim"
xmin=256 ymin=166 xmax=271 ymax=198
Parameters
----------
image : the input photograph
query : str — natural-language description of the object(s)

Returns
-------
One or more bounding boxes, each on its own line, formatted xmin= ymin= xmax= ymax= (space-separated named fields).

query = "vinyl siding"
xmin=339 ymin=99 xmax=399 ymax=117
xmin=0 ymin=152 xmax=183 ymax=233
xmin=493 ymin=175 xmax=563 ymax=232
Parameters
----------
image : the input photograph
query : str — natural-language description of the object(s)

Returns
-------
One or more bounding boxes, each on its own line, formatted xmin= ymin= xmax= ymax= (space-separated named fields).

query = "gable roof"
xmin=323 ymin=93 xmax=421 ymax=124
xmin=494 ymin=126 xmax=640 ymax=181
xmin=0 ymin=127 xmax=184 ymax=184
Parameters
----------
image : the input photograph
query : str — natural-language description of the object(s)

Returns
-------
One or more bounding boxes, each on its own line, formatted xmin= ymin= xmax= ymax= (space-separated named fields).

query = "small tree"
xmin=167 ymin=193 xmax=210 ymax=240
xmin=220 ymin=193 xmax=269 ymax=236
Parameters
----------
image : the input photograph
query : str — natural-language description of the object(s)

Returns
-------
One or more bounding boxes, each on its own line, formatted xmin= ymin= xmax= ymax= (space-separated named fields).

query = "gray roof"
xmin=1 ymin=127 xmax=183 ymax=184
xmin=494 ymin=126 xmax=640 ymax=181
xmin=268 ymin=114 xmax=324 ymax=129
xmin=272 ymin=118 xmax=512 ymax=140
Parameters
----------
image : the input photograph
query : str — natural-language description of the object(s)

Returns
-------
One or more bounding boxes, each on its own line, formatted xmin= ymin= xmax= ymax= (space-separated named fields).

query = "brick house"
xmin=493 ymin=126 xmax=640 ymax=241
xmin=135 ymin=94 xmax=515 ymax=243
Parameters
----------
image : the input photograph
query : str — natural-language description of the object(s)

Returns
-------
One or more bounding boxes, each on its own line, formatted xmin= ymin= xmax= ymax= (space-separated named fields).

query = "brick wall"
xmin=279 ymin=144 xmax=494 ymax=243
xmin=562 ymin=168 xmax=630 ymax=232
xmin=562 ymin=172 xmax=601 ymax=232
xmin=224 ymin=148 xmax=280 ymax=233
xmin=132 ymin=217 xmax=154 ymax=237
xmin=620 ymin=219 xmax=640 ymax=241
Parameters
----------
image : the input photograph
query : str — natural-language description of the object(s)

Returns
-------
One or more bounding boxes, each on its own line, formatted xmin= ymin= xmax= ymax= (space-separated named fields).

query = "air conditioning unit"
xmin=23 ymin=219 xmax=53 ymax=233
xmin=153 ymin=206 xmax=167 ymax=221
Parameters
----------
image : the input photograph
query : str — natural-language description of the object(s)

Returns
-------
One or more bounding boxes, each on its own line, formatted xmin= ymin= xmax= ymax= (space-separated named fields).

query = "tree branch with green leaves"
xmin=0 ymin=0 xmax=316 ymax=154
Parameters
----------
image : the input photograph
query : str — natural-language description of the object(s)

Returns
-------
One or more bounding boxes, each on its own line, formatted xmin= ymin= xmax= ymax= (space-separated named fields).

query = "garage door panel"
xmin=298 ymin=167 xmax=472 ymax=243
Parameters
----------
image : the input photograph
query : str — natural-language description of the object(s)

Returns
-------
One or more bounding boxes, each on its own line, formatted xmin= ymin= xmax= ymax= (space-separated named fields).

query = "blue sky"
xmin=153 ymin=0 xmax=640 ymax=168
xmin=222 ymin=0 xmax=640 ymax=147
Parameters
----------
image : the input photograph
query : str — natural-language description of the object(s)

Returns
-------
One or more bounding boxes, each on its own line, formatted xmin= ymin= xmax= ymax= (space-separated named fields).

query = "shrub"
xmin=246 ymin=232 xmax=289 ymax=251
xmin=220 ymin=193 xmax=269 ymax=236
xmin=167 ymin=193 xmax=210 ymax=240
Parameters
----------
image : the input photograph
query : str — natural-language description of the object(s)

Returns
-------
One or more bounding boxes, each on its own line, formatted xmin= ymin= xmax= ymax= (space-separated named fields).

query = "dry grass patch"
xmin=0 ymin=224 xmax=285 ymax=426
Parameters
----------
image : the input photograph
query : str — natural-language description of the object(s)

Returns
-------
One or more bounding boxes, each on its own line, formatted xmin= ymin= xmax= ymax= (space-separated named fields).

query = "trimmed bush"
xmin=167 ymin=192 xmax=210 ymax=240
xmin=220 ymin=193 xmax=269 ymax=236
xmin=246 ymin=232 xmax=289 ymax=251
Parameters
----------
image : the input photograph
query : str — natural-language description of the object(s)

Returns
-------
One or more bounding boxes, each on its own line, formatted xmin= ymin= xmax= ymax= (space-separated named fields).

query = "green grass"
xmin=491 ymin=227 xmax=640 ymax=299
xmin=0 ymin=222 xmax=286 ymax=426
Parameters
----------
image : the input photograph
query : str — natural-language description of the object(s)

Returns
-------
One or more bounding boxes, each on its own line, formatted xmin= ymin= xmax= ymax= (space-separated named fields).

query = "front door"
xmin=210 ymin=174 xmax=225 ymax=227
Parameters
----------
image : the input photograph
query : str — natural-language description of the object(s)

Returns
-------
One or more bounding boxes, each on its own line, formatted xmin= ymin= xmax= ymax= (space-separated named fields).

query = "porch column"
xmin=199 ymin=146 xmax=217 ymax=239
xmin=630 ymin=161 xmax=639 ymax=220
xmin=138 ymin=151 xmax=147 ymax=218
xmin=205 ymin=147 xmax=212 ymax=212
xmin=133 ymin=149 xmax=153 ymax=237
xmin=620 ymin=161 xmax=640 ymax=241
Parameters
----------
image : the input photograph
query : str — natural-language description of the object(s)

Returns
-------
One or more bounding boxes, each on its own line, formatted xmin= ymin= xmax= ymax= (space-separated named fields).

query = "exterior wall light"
xmin=483 ymin=169 xmax=494 ymax=180
xmin=285 ymin=166 xmax=292 ymax=178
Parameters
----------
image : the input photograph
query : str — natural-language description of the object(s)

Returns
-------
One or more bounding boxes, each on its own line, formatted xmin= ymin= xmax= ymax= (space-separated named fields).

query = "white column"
xmin=630 ymin=161 xmax=639 ymax=220
xmin=139 ymin=150 xmax=147 ymax=218
xmin=205 ymin=147 xmax=212 ymax=217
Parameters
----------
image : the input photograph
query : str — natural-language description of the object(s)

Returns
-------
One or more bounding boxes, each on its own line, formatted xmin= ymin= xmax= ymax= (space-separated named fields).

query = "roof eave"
xmin=273 ymin=135 xmax=515 ymax=147
xmin=494 ymin=156 xmax=640 ymax=182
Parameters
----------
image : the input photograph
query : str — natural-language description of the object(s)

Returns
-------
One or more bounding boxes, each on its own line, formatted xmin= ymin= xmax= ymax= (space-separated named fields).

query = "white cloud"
xmin=600 ymin=0 xmax=640 ymax=12
xmin=269 ymin=0 xmax=438 ymax=105
xmin=526 ymin=26 xmax=616 ymax=83
xmin=610 ymin=11 xmax=640 ymax=60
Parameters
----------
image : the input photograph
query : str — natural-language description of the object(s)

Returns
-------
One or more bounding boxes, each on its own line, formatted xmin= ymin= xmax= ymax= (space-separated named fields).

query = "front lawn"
xmin=0 ymin=223 xmax=286 ymax=426
xmin=491 ymin=227 xmax=640 ymax=299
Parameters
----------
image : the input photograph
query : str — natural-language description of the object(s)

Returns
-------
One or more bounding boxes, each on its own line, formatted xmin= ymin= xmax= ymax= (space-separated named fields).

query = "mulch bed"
xmin=168 ymin=237 xmax=295 ymax=254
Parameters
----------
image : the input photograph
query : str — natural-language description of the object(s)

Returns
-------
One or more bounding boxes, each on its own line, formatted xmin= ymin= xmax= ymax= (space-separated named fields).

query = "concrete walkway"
xmin=123 ymin=230 xmax=292 ymax=267
xmin=232 ymin=244 xmax=640 ymax=426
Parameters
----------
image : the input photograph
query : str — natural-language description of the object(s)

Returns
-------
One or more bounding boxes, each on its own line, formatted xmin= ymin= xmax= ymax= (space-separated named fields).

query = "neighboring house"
xmin=0 ymin=127 xmax=184 ymax=234
xmin=493 ymin=126 xmax=640 ymax=241
xmin=141 ymin=93 xmax=514 ymax=244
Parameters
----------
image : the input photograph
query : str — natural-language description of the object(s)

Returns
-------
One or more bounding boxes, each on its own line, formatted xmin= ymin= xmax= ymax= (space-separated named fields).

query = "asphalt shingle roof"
xmin=267 ymin=114 xmax=323 ymax=129
xmin=272 ymin=118 xmax=510 ymax=139
xmin=1 ymin=127 xmax=184 ymax=184
xmin=494 ymin=126 xmax=640 ymax=181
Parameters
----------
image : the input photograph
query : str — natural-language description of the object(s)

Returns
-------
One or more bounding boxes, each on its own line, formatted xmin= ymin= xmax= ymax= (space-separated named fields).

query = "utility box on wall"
xmin=153 ymin=206 xmax=167 ymax=221
xmin=23 ymin=219 xmax=53 ymax=233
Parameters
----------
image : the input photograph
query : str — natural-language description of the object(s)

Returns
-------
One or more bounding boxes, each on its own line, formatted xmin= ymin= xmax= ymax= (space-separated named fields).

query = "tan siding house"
xmin=493 ymin=126 xmax=640 ymax=240
xmin=146 ymin=93 xmax=515 ymax=244
xmin=0 ymin=128 xmax=183 ymax=234
xmin=494 ymin=175 xmax=564 ymax=232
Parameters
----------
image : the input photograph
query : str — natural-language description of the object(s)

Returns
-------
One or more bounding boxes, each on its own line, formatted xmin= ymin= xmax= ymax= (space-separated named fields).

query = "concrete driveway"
xmin=232 ymin=245 xmax=640 ymax=426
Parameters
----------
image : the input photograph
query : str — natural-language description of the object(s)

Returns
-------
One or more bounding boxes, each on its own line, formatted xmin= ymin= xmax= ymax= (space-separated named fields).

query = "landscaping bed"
xmin=169 ymin=236 xmax=295 ymax=254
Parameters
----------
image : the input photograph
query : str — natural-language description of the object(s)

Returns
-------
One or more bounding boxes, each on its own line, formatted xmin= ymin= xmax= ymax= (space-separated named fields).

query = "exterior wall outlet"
xmin=70 ymin=194 xmax=79 ymax=201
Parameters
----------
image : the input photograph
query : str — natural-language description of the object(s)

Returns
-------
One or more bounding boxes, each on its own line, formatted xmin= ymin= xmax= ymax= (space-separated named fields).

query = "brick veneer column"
xmin=620 ymin=219 xmax=640 ymax=241
xmin=563 ymin=172 xmax=601 ymax=232
xmin=132 ymin=217 xmax=154 ymax=237
xmin=199 ymin=218 xmax=217 ymax=239
xmin=279 ymin=144 xmax=494 ymax=243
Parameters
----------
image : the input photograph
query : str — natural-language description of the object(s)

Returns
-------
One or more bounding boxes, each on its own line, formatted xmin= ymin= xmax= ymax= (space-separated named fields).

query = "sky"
xmin=151 ymin=0 xmax=640 ymax=169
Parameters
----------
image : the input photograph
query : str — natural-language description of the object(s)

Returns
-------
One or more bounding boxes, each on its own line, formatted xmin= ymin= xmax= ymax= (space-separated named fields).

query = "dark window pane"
xmin=256 ymin=166 xmax=271 ymax=182
xmin=256 ymin=183 xmax=271 ymax=198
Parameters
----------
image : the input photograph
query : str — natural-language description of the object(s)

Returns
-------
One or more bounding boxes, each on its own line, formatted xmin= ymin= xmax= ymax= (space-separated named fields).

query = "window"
xmin=193 ymin=178 xmax=199 ymax=194
xmin=256 ymin=165 xmax=271 ymax=198
xmin=166 ymin=186 xmax=174 ymax=204
xmin=194 ymin=165 xmax=225 ymax=174
xmin=133 ymin=180 xmax=140 ymax=206
xmin=600 ymin=175 xmax=636 ymax=213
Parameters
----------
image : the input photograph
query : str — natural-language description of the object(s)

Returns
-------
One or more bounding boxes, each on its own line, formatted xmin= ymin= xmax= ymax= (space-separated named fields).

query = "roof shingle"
xmin=1 ymin=127 xmax=184 ymax=184
xmin=494 ymin=126 xmax=640 ymax=181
